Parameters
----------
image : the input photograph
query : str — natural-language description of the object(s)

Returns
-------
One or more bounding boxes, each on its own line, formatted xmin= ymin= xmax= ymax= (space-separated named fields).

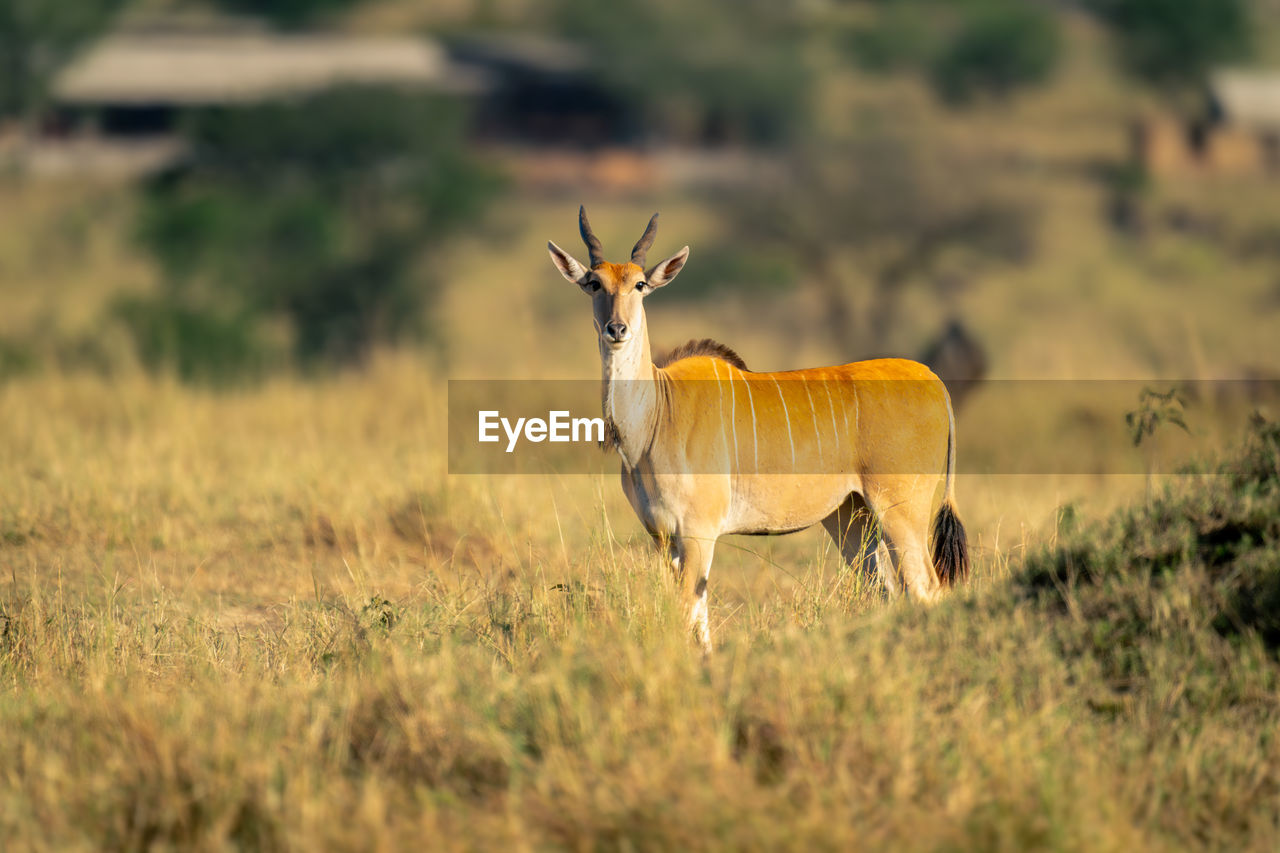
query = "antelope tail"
xmin=931 ymin=388 xmax=970 ymax=586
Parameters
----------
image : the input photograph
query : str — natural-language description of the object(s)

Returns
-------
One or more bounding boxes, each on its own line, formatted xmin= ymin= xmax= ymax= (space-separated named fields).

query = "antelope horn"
xmin=578 ymin=205 xmax=605 ymax=267
xmin=631 ymin=212 xmax=659 ymax=266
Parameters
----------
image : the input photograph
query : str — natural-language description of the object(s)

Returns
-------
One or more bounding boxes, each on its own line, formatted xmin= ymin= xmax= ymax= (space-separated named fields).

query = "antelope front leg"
xmin=675 ymin=533 xmax=717 ymax=654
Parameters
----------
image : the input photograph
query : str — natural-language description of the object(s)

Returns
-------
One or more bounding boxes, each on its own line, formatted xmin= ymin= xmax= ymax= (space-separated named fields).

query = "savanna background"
xmin=3 ymin=0 xmax=1280 ymax=849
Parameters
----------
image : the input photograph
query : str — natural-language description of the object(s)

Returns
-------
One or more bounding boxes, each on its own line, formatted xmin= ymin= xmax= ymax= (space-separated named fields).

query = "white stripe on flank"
xmin=711 ymin=360 xmax=728 ymax=469
xmin=728 ymin=365 xmax=740 ymax=472
xmin=744 ymin=374 xmax=758 ymax=473
xmin=802 ymin=380 xmax=822 ymax=466
xmin=772 ymin=377 xmax=796 ymax=470
xmin=852 ymin=387 xmax=860 ymax=437
xmin=823 ymin=381 xmax=840 ymax=457
xmin=840 ymin=381 xmax=852 ymax=441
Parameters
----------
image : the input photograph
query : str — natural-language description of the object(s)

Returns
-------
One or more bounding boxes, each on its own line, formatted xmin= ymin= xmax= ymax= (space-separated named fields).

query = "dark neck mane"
xmin=654 ymin=338 xmax=748 ymax=371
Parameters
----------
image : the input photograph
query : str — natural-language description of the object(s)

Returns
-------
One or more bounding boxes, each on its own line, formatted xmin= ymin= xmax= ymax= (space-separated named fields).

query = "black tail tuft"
xmin=931 ymin=500 xmax=970 ymax=587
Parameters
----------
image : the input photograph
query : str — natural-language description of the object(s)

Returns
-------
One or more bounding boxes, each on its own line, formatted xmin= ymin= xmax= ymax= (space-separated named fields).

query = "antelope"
xmin=548 ymin=208 xmax=969 ymax=652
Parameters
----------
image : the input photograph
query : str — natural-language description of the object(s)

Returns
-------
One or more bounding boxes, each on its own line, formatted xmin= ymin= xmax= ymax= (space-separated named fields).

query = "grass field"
xmin=2 ymin=186 xmax=1278 ymax=847
xmin=2 ymin=174 xmax=1278 ymax=846
xmin=1 ymin=359 xmax=1278 ymax=849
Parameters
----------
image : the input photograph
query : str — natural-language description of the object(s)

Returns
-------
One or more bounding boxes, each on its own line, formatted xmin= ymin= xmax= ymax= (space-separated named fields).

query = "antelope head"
xmin=548 ymin=207 xmax=690 ymax=358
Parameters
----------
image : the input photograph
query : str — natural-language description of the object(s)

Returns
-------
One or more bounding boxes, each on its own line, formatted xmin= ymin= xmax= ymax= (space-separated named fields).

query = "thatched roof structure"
xmin=53 ymin=33 xmax=488 ymax=106
xmin=1210 ymin=71 xmax=1280 ymax=132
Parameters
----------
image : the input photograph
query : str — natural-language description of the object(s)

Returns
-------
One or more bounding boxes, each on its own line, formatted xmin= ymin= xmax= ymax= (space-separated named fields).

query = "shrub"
xmin=135 ymin=87 xmax=502 ymax=376
xmin=1019 ymin=416 xmax=1280 ymax=655
xmin=1084 ymin=0 xmax=1252 ymax=100
xmin=929 ymin=2 xmax=1061 ymax=105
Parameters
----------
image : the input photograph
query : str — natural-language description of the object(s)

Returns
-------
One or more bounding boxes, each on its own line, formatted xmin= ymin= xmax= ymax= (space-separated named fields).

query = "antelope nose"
xmin=605 ymin=321 xmax=629 ymax=342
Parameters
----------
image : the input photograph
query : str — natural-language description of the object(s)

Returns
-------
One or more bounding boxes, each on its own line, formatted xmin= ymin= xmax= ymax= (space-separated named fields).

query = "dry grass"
xmin=2 ymin=169 xmax=1276 ymax=846
xmin=2 ymin=361 xmax=1278 ymax=850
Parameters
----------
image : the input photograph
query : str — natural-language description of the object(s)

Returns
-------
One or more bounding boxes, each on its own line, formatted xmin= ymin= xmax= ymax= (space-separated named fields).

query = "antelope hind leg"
xmin=875 ymin=495 xmax=942 ymax=604
xmin=821 ymin=493 xmax=900 ymax=598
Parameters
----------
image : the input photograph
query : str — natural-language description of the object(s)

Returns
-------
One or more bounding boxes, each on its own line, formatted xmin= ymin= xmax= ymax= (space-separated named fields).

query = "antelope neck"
xmin=600 ymin=322 xmax=666 ymax=470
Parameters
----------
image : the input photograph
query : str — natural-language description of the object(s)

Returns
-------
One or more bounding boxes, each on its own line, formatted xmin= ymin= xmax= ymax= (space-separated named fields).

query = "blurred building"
xmin=1133 ymin=70 xmax=1280 ymax=178
xmin=34 ymin=18 xmax=483 ymax=177
xmin=48 ymin=28 xmax=482 ymax=131
xmin=444 ymin=33 xmax=637 ymax=148
xmin=49 ymin=27 xmax=639 ymax=146
xmin=33 ymin=15 xmax=758 ymax=191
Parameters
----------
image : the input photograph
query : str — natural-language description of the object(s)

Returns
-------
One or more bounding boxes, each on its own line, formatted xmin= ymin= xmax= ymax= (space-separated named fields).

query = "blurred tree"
xmin=0 ymin=0 xmax=129 ymax=124
xmin=553 ymin=0 xmax=812 ymax=145
xmin=1084 ymin=0 xmax=1252 ymax=107
xmin=714 ymin=131 xmax=1033 ymax=353
xmin=847 ymin=0 xmax=1062 ymax=106
xmin=132 ymin=88 xmax=502 ymax=376
xmin=846 ymin=2 xmax=936 ymax=74
xmin=929 ymin=2 xmax=1060 ymax=105
xmin=205 ymin=0 xmax=365 ymax=28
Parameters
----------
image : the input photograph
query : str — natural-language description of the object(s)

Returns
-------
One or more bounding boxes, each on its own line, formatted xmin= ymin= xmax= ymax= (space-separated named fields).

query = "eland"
xmin=548 ymin=208 xmax=969 ymax=652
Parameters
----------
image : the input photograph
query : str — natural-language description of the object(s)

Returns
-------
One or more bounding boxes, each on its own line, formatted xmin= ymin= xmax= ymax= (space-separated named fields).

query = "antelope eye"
xmin=635 ymin=281 xmax=648 ymax=292
xmin=587 ymin=281 xmax=601 ymax=292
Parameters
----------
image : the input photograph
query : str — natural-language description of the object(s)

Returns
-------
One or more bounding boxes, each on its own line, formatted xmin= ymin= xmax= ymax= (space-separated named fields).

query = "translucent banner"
xmin=448 ymin=379 xmax=1278 ymax=475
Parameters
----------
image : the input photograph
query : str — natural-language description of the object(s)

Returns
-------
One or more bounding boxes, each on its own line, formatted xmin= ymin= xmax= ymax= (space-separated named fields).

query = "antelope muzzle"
xmin=604 ymin=320 xmax=630 ymax=344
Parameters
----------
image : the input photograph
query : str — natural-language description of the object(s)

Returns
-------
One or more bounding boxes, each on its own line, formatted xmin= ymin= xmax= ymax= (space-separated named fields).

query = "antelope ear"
xmin=645 ymin=246 xmax=689 ymax=289
xmin=548 ymin=241 xmax=588 ymax=284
